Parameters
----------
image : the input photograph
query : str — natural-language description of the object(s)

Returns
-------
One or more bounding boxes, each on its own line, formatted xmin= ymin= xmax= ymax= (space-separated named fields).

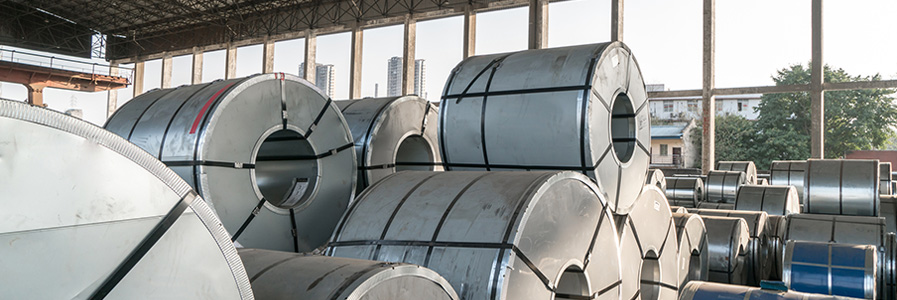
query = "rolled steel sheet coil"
xmin=105 ymin=74 xmax=356 ymax=252
xmin=616 ymin=186 xmax=679 ymax=300
xmin=647 ymin=169 xmax=667 ymax=191
xmin=783 ymin=241 xmax=877 ymax=299
xmin=336 ymin=96 xmax=441 ymax=194
xmin=679 ymin=281 xmax=863 ymax=300
xmin=438 ymin=42 xmax=650 ymax=214
xmin=696 ymin=202 xmax=735 ymax=210
xmin=767 ymin=215 xmax=788 ymax=281
xmin=770 ymin=160 xmax=808 ymax=204
xmin=882 ymin=163 xmax=893 ymax=196
xmin=882 ymin=196 xmax=897 ymax=234
xmin=327 ymin=171 xmax=621 ymax=300
xmin=705 ymin=171 xmax=747 ymax=203
xmin=238 ymin=248 xmax=458 ymax=299
xmin=893 ymin=181 xmax=897 ymax=196
xmin=757 ymin=178 xmax=769 ymax=185
xmin=0 ymin=100 xmax=253 ymax=299
xmin=671 ymin=206 xmax=689 ymax=213
xmin=699 ymin=216 xmax=750 ymax=285
xmin=885 ymin=233 xmax=897 ymax=300
xmin=666 ymin=177 xmax=703 ymax=208
xmin=672 ymin=213 xmax=710 ymax=290
xmin=692 ymin=209 xmax=770 ymax=285
xmin=734 ymin=185 xmax=801 ymax=216
xmin=717 ymin=161 xmax=758 ymax=185
xmin=804 ymin=159 xmax=879 ymax=216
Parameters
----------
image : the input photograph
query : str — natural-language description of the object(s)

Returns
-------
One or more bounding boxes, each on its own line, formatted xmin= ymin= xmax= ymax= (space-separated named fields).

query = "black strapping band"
xmin=231 ymin=197 xmax=267 ymax=242
xmin=442 ymin=84 xmax=591 ymax=99
xmin=639 ymin=279 xmax=679 ymax=291
xmin=304 ymin=98 xmax=333 ymax=139
xmin=329 ymin=239 xmax=513 ymax=249
xmin=255 ymin=143 xmax=353 ymax=161
xmin=596 ymin=280 xmax=623 ymax=296
xmin=289 ymin=209 xmax=299 ymax=253
xmin=164 ymin=160 xmax=255 ymax=169
xmin=360 ymin=161 xmax=445 ymax=170
xmin=512 ymin=247 xmax=554 ymax=292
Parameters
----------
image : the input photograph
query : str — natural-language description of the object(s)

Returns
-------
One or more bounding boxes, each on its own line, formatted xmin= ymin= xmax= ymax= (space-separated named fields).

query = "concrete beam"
xmin=611 ymin=0 xmax=623 ymax=41
xmin=463 ymin=6 xmax=476 ymax=59
xmin=133 ymin=61 xmax=145 ymax=97
xmin=192 ymin=49 xmax=203 ymax=84
xmin=107 ymin=63 xmax=119 ymax=118
xmin=701 ymin=0 xmax=715 ymax=174
xmin=810 ymin=0 xmax=824 ymax=159
xmin=349 ymin=26 xmax=363 ymax=99
xmin=304 ymin=30 xmax=317 ymax=83
xmin=160 ymin=54 xmax=173 ymax=88
xmin=225 ymin=44 xmax=237 ymax=79
xmin=263 ymin=38 xmax=275 ymax=74
xmin=402 ymin=15 xmax=417 ymax=96
xmin=528 ymin=0 xmax=548 ymax=49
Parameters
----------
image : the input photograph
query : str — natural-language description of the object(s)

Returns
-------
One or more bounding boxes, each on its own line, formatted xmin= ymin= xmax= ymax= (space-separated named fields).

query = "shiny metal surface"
xmin=885 ymin=233 xmax=897 ymax=300
xmin=692 ymin=209 xmax=770 ymax=286
xmin=327 ymin=171 xmax=621 ymax=300
xmin=665 ymin=177 xmax=703 ymax=208
xmin=757 ymin=178 xmax=769 ymax=185
xmin=679 ymin=281 xmax=864 ymax=300
xmin=734 ymin=185 xmax=801 ymax=215
xmin=700 ymin=216 xmax=750 ymax=285
xmin=717 ymin=161 xmax=758 ymax=185
xmin=696 ymin=202 xmax=735 ymax=210
xmin=770 ymin=160 xmax=809 ymax=205
xmin=883 ymin=163 xmax=893 ymax=196
xmin=105 ymin=74 xmax=357 ymax=252
xmin=670 ymin=206 xmax=688 ymax=213
xmin=439 ymin=42 xmax=650 ymax=215
xmin=766 ymin=215 xmax=787 ymax=281
xmin=647 ymin=169 xmax=667 ymax=192
xmin=617 ymin=186 xmax=678 ymax=300
xmin=0 ymin=100 xmax=252 ymax=299
xmin=783 ymin=241 xmax=877 ymax=299
xmin=239 ymin=248 xmax=458 ymax=300
xmin=705 ymin=171 xmax=747 ymax=203
xmin=336 ymin=96 xmax=441 ymax=194
xmin=804 ymin=159 xmax=879 ymax=216
xmin=882 ymin=196 xmax=897 ymax=234
xmin=672 ymin=213 xmax=709 ymax=290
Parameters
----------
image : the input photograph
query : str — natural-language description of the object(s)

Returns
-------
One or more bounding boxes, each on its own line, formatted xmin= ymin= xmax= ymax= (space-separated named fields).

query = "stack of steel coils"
xmin=666 ymin=177 xmax=703 ymax=208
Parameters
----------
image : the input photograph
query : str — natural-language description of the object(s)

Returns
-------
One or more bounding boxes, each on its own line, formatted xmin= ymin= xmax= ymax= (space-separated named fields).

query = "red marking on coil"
xmin=189 ymin=83 xmax=235 ymax=134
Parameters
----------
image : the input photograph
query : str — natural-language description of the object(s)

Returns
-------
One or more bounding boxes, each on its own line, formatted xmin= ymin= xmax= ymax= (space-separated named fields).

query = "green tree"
xmin=689 ymin=114 xmax=758 ymax=165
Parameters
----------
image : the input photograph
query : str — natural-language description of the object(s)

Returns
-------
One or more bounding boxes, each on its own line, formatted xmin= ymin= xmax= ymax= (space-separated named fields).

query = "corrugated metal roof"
xmin=651 ymin=123 xmax=689 ymax=139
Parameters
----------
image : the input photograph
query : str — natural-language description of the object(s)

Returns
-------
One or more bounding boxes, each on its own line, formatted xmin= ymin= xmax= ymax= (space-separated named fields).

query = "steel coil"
xmin=647 ymin=169 xmax=667 ymax=192
xmin=0 ymin=100 xmax=252 ymax=299
xmin=757 ymin=178 xmax=769 ymax=185
xmin=770 ymin=160 xmax=808 ymax=203
xmin=767 ymin=215 xmax=787 ymax=281
xmin=804 ymin=159 xmax=879 ymax=216
xmin=717 ymin=161 xmax=758 ymax=185
xmin=784 ymin=214 xmax=886 ymax=249
xmin=105 ymin=74 xmax=356 ymax=252
xmin=692 ymin=209 xmax=770 ymax=285
xmin=885 ymin=233 xmax=897 ymax=300
xmin=882 ymin=163 xmax=893 ymax=196
xmin=672 ymin=213 xmax=709 ymax=290
xmin=439 ymin=42 xmax=650 ymax=214
xmin=705 ymin=171 xmax=747 ymax=203
xmin=696 ymin=202 xmax=735 ymax=210
xmin=616 ymin=186 xmax=678 ymax=300
xmin=238 ymin=248 xmax=458 ymax=299
xmin=665 ymin=177 xmax=703 ymax=208
xmin=700 ymin=216 xmax=750 ymax=285
xmin=679 ymin=281 xmax=864 ymax=300
xmin=327 ymin=171 xmax=621 ymax=300
xmin=882 ymin=195 xmax=897 ymax=234
xmin=783 ymin=241 xmax=877 ymax=299
xmin=336 ymin=96 xmax=441 ymax=194
xmin=734 ymin=185 xmax=801 ymax=215
xmin=671 ymin=206 xmax=689 ymax=213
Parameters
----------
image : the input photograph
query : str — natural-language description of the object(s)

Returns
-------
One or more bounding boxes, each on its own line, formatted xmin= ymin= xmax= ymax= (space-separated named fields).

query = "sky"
xmin=1 ymin=0 xmax=896 ymax=125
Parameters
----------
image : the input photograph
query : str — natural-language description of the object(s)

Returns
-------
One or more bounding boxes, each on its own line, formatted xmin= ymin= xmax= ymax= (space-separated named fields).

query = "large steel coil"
xmin=672 ymin=213 xmax=709 ymax=290
xmin=647 ymin=169 xmax=667 ymax=191
xmin=784 ymin=214 xmax=886 ymax=249
xmin=696 ymin=202 xmax=735 ymax=210
xmin=770 ymin=160 xmax=808 ymax=204
xmin=105 ymin=74 xmax=356 ymax=252
xmin=336 ymin=96 xmax=441 ymax=194
xmin=783 ymin=241 xmax=877 ymax=299
xmin=885 ymin=233 xmax=897 ymax=300
xmin=883 ymin=163 xmax=893 ymax=196
xmin=882 ymin=195 xmax=897 ymax=233
xmin=734 ymin=185 xmax=801 ymax=216
xmin=439 ymin=42 xmax=650 ymax=214
xmin=692 ymin=209 xmax=770 ymax=285
xmin=327 ymin=171 xmax=621 ymax=300
xmin=665 ymin=177 xmax=703 ymax=208
xmin=616 ymin=186 xmax=678 ymax=300
xmin=705 ymin=171 xmax=747 ymax=203
xmin=0 ymin=100 xmax=252 ymax=299
xmin=238 ymin=248 xmax=458 ymax=299
xmin=717 ymin=161 xmax=758 ymax=185
xmin=700 ymin=216 xmax=750 ymax=285
xmin=766 ymin=215 xmax=787 ymax=281
xmin=670 ymin=206 xmax=688 ymax=213
xmin=679 ymin=281 xmax=863 ymax=300
xmin=804 ymin=159 xmax=879 ymax=216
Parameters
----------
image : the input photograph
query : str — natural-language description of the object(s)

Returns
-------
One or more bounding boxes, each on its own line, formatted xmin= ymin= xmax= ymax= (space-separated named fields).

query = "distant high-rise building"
xmin=386 ymin=57 xmax=427 ymax=98
xmin=299 ymin=63 xmax=336 ymax=97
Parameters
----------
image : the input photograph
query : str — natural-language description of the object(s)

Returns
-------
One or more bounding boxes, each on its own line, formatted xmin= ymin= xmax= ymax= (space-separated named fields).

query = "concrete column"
xmin=107 ymin=63 xmax=119 ymax=118
xmin=192 ymin=49 xmax=203 ymax=84
xmin=132 ymin=61 xmax=145 ymax=98
xmin=263 ymin=38 xmax=275 ymax=74
xmin=527 ymin=0 xmax=548 ymax=49
xmin=304 ymin=30 xmax=317 ymax=83
xmin=225 ymin=44 xmax=237 ymax=79
xmin=402 ymin=15 xmax=417 ymax=96
xmin=810 ymin=0 xmax=824 ymax=158
xmin=701 ymin=0 xmax=715 ymax=174
xmin=349 ymin=25 xmax=363 ymax=99
xmin=160 ymin=54 xmax=173 ymax=88
xmin=25 ymin=84 xmax=45 ymax=107
xmin=463 ymin=6 xmax=476 ymax=59
xmin=611 ymin=0 xmax=623 ymax=41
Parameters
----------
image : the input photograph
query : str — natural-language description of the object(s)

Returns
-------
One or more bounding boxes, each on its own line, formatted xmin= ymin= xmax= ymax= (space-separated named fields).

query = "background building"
xmin=387 ymin=57 xmax=427 ymax=98
xmin=299 ymin=63 xmax=336 ymax=97
xmin=647 ymin=84 xmax=761 ymax=121
xmin=650 ymin=120 xmax=698 ymax=168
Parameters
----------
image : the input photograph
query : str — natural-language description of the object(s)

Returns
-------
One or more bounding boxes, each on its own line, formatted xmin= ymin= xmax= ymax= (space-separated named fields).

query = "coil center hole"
xmin=395 ymin=135 xmax=434 ymax=172
xmin=611 ymin=93 xmax=636 ymax=163
xmin=640 ymin=253 xmax=662 ymax=300
xmin=555 ymin=266 xmax=589 ymax=300
xmin=255 ymin=130 xmax=319 ymax=209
